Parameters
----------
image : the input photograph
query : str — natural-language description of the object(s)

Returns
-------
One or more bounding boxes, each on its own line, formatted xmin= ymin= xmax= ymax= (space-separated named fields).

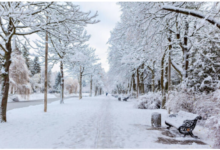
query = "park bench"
xmin=165 ymin=115 xmax=202 ymax=138
xmin=12 ymin=97 xmax=19 ymax=102
xmin=123 ymin=97 xmax=129 ymax=101
xmin=118 ymin=96 xmax=129 ymax=101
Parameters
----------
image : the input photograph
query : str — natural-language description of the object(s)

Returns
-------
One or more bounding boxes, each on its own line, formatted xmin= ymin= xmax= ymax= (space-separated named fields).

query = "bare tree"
xmin=0 ymin=2 xmax=98 ymax=122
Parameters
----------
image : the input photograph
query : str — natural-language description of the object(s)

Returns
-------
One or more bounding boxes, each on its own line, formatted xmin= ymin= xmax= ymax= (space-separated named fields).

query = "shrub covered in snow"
xmin=167 ymin=89 xmax=220 ymax=119
xmin=166 ymin=90 xmax=195 ymax=113
xmin=64 ymin=77 xmax=78 ymax=94
xmin=137 ymin=92 xmax=162 ymax=109
xmin=9 ymin=45 xmax=31 ymax=100
xmin=206 ymin=114 xmax=220 ymax=148
xmin=166 ymin=89 xmax=220 ymax=148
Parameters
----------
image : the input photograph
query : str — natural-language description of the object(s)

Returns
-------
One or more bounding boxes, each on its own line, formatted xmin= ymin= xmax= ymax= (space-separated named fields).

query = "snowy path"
xmin=0 ymin=95 xmax=213 ymax=148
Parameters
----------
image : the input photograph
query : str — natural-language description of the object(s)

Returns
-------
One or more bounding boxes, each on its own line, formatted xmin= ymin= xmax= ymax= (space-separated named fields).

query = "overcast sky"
xmin=72 ymin=2 xmax=122 ymax=72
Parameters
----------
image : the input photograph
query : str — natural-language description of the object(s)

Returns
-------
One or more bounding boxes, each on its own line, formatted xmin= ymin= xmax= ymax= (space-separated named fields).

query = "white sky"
xmin=73 ymin=2 xmax=122 ymax=72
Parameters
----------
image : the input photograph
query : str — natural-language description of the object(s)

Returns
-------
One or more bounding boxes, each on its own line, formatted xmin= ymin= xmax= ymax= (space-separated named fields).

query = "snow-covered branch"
xmin=163 ymin=5 xmax=220 ymax=29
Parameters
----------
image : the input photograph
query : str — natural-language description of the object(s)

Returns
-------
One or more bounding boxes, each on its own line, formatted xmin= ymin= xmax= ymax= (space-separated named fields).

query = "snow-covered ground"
xmin=0 ymin=95 xmax=214 ymax=148
xmin=64 ymin=93 xmax=90 ymax=97
xmin=8 ymin=93 xmax=90 ymax=102
xmin=8 ymin=93 xmax=57 ymax=102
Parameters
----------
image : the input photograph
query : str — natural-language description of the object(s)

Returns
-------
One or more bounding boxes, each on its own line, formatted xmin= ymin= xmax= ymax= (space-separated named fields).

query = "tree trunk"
xmin=183 ymin=20 xmax=189 ymax=78
xmin=165 ymin=64 xmax=169 ymax=92
xmin=152 ymin=62 xmax=155 ymax=92
xmin=140 ymin=64 xmax=145 ymax=94
xmin=90 ymin=75 xmax=92 ymax=97
xmin=172 ymin=21 xmax=183 ymax=81
xmin=79 ymin=66 xmax=82 ymax=99
xmin=136 ymin=68 xmax=139 ymax=98
xmin=161 ymin=50 xmax=166 ymax=109
xmin=95 ymin=86 xmax=98 ymax=96
xmin=127 ymin=81 xmax=129 ymax=94
xmin=168 ymin=31 xmax=172 ymax=92
xmin=129 ymin=78 xmax=132 ymax=94
xmin=60 ymin=61 xmax=64 ymax=104
xmin=0 ymin=18 xmax=14 ymax=122
xmin=0 ymin=42 xmax=12 ymax=122
xmin=132 ymin=73 xmax=136 ymax=92
xmin=44 ymin=17 xmax=48 ymax=112
xmin=166 ymin=32 xmax=173 ymax=110
xmin=99 ymin=88 xmax=102 ymax=95
xmin=148 ymin=63 xmax=155 ymax=92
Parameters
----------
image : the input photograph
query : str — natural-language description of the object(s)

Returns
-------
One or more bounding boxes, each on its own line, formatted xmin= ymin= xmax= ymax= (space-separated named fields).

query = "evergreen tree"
xmin=29 ymin=59 xmax=35 ymax=76
xmin=54 ymin=72 xmax=61 ymax=90
xmin=21 ymin=42 xmax=31 ymax=70
xmin=82 ymin=80 xmax=86 ymax=87
xmin=48 ymin=70 xmax=52 ymax=88
xmin=32 ymin=56 xmax=41 ymax=75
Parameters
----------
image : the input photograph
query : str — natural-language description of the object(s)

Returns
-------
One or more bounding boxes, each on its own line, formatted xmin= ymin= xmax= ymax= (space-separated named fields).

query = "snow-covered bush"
xmin=166 ymin=90 xmax=195 ymax=113
xmin=206 ymin=115 xmax=220 ymax=148
xmin=167 ymin=89 xmax=220 ymax=119
xmin=9 ymin=45 xmax=31 ymax=100
xmin=30 ymin=73 xmax=42 ymax=93
xmin=192 ymin=91 xmax=220 ymax=120
xmin=166 ymin=89 xmax=220 ymax=148
xmin=137 ymin=92 xmax=162 ymax=109
xmin=64 ymin=78 xmax=78 ymax=94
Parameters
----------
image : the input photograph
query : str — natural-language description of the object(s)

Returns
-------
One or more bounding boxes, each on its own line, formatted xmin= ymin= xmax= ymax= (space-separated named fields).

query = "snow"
xmin=64 ymin=93 xmax=90 ymax=97
xmin=166 ymin=111 xmax=199 ymax=128
xmin=8 ymin=93 xmax=57 ymax=102
xmin=8 ymin=93 xmax=90 ymax=102
xmin=0 ymin=95 xmax=214 ymax=148
xmin=162 ymin=5 xmax=220 ymax=28
xmin=171 ymin=60 xmax=183 ymax=75
xmin=1 ymin=67 xmax=7 ymax=74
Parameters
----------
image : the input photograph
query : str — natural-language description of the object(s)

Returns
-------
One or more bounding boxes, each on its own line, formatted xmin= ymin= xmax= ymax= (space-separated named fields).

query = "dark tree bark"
xmin=0 ymin=18 xmax=14 ymax=122
xmin=0 ymin=43 xmax=12 ymax=122
xmin=183 ymin=20 xmax=189 ymax=78
xmin=136 ymin=68 xmax=139 ymax=98
xmin=60 ymin=61 xmax=64 ymax=103
xmin=129 ymin=78 xmax=132 ymax=94
xmin=139 ymin=64 xmax=145 ymax=94
xmin=168 ymin=31 xmax=172 ymax=92
xmin=132 ymin=73 xmax=136 ymax=91
xmin=95 ymin=86 xmax=98 ymax=96
xmin=165 ymin=64 xmax=169 ymax=93
xmin=44 ymin=16 xmax=48 ymax=112
xmin=99 ymin=88 xmax=102 ymax=95
xmin=79 ymin=66 xmax=83 ymax=99
xmin=161 ymin=49 xmax=167 ymax=109
xmin=147 ymin=61 xmax=155 ymax=92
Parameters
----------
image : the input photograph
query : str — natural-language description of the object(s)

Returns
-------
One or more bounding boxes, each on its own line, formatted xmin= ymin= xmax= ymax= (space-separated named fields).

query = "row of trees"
xmin=108 ymin=3 xmax=220 ymax=147
xmin=0 ymin=2 xmax=106 ymax=122
xmin=108 ymin=2 xmax=220 ymax=105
